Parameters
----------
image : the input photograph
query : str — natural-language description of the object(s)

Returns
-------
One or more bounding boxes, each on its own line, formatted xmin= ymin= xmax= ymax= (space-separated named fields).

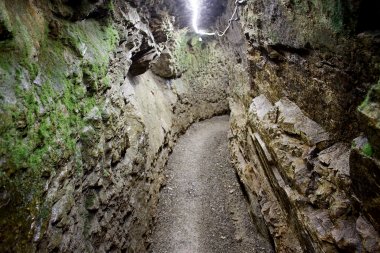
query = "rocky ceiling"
xmin=127 ymin=0 xmax=228 ymax=30
xmin=166 ymin=0 xmax=228 ymax=29
xmin=49 ymin=0 xmax=228 ymax=29
xmin=48 ymin=0 xmax=228 ymax=44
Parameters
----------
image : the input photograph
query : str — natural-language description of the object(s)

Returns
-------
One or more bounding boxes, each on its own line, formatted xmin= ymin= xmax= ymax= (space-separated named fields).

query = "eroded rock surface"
xmin=0 ymin=1 xmax=231 ymax=252
xmin=228 ymin=0 xmax=380 ymax=252
xmin=1 ymin=0 xmax=380 ymax=252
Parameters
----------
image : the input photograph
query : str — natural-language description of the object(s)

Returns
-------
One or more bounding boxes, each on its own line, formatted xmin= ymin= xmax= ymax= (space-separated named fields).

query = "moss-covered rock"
xmin=0 ymin=0 xmax=232 ymax=252
xmin=0 ymin=1 xmax=119 ymax=251
xmin=358 ymin=80 xmax=380 ymax=157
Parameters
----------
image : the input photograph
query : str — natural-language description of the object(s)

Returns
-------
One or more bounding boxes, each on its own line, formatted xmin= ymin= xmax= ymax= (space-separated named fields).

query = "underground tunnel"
xmin=0 ymin=0 xmax=380 ymax=252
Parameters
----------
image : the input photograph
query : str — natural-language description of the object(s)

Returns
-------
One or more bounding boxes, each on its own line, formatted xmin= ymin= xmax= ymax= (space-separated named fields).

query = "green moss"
xmin=358 ymin=80 xmax=380 ymax=112
xmin=0 ymin=6 xmax=120 ymax=250
xmin=330 ymin=0 xmax=344 ymax=32
xmin=359 ymin=93 xmax=370 ymax=111
xmin=60 ymin=20 xmax=119 ymax=61
xmin=362 ymin=142 xmax=374 ymax=157
xmin=107 ymin=0 xmax=115 ymax=13
xmin=102 ymin=75 xmax=111 ymax=89
xmin=85 ymin=193 xmax=97 ymax=209
xmin=104 ymin=25 xmax=119 ymax=49
xmin=55 ymin=21 xmax=119 ymax=92
xmin=295 ymin=0 xmax=344 ymax=32
xmin=173 ymin=29 xmax=212 ymax=81
xmin=83 ymin=62 xmax=108 ymax=91
xmin=0 ymin=59 xmax=12 ymax=78
xmin=103 ymin=168 xmax=110 ymax=178
xmin=20 ymin=59 xmax=39 ymax=81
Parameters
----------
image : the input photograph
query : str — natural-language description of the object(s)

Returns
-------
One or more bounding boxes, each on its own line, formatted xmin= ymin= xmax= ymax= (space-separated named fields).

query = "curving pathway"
xmin=150 ymin=116 xmax=274 ymax=253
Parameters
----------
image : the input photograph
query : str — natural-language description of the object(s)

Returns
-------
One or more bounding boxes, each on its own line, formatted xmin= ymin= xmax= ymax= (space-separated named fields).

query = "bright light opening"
xmin=189 ymin=0 xmax=216 ymax=36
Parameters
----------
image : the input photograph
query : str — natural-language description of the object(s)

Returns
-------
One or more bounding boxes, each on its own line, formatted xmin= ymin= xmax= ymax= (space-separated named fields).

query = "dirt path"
xmin=150 ymin=116 xmax=274 ymax=253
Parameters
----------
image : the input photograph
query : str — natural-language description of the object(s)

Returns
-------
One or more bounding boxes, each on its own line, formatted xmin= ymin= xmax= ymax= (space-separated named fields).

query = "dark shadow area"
xmin=357 ymin=0 xmax=380 ymax=32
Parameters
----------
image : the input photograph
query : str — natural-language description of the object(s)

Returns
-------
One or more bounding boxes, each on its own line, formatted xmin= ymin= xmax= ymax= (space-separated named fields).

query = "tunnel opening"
xmin=196 ymin=0 xmax=228 ymax=31
xmin=357 ymin=0 xmax=380 ymax=32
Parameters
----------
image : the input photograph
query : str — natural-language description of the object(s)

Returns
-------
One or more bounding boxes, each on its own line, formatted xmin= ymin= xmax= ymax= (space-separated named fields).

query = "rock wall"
xmin=2 ymin=0 xmax=380 ymax=252
xmin=228 ymin=0 xmax=380 ymax=252
xmin=0 ymin=1 xmax=231 ymax=252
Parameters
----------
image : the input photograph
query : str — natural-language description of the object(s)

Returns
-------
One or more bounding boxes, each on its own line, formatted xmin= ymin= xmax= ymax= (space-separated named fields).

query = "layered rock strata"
xmin=229 ymin=0 xmax=380 ymax=252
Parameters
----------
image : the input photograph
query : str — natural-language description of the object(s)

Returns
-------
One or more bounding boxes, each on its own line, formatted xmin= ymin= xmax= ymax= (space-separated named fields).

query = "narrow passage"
xmin=150 ymin=116 xmax=274 ymax=253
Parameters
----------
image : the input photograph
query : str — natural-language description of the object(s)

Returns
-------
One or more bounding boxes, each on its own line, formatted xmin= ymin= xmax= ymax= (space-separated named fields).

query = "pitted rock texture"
xmin=226 ymin=0 xmax=380 ymax=252
xmin=230 ymin=94 xmax=380 ymax=252
xmin=35 ymin=71 xmax=228 ymax=253
xmin=1 ymin=0 xmax=380 ymax=252
xmin=240 ymin=0 xmax=380 ymax=140
xmin=0 ymin=1 xmax=231 ymax=252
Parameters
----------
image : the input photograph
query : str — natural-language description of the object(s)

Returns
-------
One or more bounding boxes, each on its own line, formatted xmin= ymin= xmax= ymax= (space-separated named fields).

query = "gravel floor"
xmin=149 ymin=116 xmax=274 ymax=253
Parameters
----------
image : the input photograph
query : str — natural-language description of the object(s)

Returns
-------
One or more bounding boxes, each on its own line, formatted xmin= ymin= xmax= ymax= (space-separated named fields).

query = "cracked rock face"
xmin=49 ymin=0 xmax=112 ymax=20
xmin=231 ymin=92 xmax=380 ymax=252
xmin=1 ymin=0 xmax=380 ymax=252
xmin=240 ymin=0 xmax=380 ymax=140
xmin=228 ymin=0 xmax=380 ymax=252
xmin=0 ymin=0 xmax=232 ymax=252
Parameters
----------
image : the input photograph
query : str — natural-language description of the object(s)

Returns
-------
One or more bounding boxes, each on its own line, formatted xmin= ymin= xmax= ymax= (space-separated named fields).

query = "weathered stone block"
xmin=151 ymin=49 xmax=178 ymax=79
xmin=50 ymin=193 xmax=75 ymax=225
xmin=276 ymin=98 xmax=330 ymax=147
xmin=350 ymin=148 xmax=380 ymax=232
xmin=249 ymin=95 xmax=275 ymax=121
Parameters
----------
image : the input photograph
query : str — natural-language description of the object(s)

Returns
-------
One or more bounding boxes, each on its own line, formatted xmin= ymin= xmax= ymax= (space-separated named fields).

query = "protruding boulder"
xmin=50 ymin=192 xmax=75 ymax=225
xmin=275 ymin=98 xmax=330 ymax=148
xmin=49 ymin=0 xmax=112 ymax=21
xmin=249 ymin=95 xmax=275 ymax=122
xmin=150 ymin=49 xmax=178 ymax=79
xmin=128 ymin=48 xmax=158 ymax=76
xmin=331 ymin=219 xmax=360 ymax=251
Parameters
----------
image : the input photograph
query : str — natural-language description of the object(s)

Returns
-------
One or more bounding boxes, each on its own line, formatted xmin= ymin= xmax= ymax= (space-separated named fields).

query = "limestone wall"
xmin=228 ymin=0 xmax=380 ymax=252
xmin=0 ymin=1 xmax=230 ymax=251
